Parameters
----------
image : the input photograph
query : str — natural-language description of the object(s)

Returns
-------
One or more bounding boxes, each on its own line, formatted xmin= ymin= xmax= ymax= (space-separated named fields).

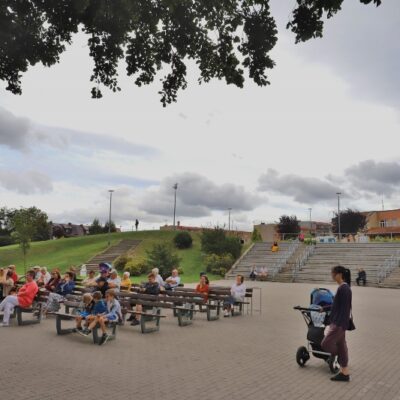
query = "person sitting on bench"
xmin=1 ymin=269 xmax=15 ymax=299
xmin=0 ymin=270 xmax=38 ymax=327
xmin=95 ymin=277 xmax=109 ymax=298
xmin=75 ymin=293 xmax=95 ymax=332
xmin=195 ymin=274 xmax=209 ymax=302
xmin=356 ymin=268 xmax=367 ymax=286
xmin=259 ymin=266 xmax=268 ymax=281
xmin=152 ymin=268 xmax=165 ymax=288
xmin=120 ymin=271 xmax=132 ymax=291
xmin=107 ymin=270 xmax=121 ymax=291
xmin=79 ymin=291 xmax=107 ymax=335
xmin=82 ymin=270 xmax=98 ymax=289
xmin=44 ymin=272 xmax=76 ymax=313
xmin=223 ymin=275 xmax=246 ymax=317
xmin=93 ymin=289 xmax=122 ymax=345
xmin=8 ymin=265 xmax=18 ymax=284
xmin=130 ymin=273 xmax=160 ymax=326
xmin=37 ymin=267 xmax=51 ymax=286
xmin=249 ymin=266 xmax=258 ymax=281
xmin=45 ymin=270 xmax=61 ymax=292
xmin=164 ymin=269 xmax=181 ymax=291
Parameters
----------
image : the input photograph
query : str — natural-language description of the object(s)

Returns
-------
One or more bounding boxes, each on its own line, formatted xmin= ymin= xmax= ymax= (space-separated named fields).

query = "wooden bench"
xmin=50 ymin=312 xmax=118 ymax=344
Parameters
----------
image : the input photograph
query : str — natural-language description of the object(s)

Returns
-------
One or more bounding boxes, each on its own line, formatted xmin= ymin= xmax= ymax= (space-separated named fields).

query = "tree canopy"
xmin=332 ymin=208 xmax=366 ymax=235
xmin=0 ymin=0 xmax=381 ymax=106
xmin=277 ymin=215 xmax=300 ymax=238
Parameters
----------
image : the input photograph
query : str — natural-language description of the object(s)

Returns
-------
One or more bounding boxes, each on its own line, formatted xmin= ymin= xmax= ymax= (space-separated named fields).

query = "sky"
xmin=0 ymin=0 xmax=399 ymax=231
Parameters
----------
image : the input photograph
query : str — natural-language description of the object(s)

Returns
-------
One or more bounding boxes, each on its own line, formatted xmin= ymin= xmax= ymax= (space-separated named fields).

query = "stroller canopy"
xmin=310 ymin=288 xmax=334 ymax=307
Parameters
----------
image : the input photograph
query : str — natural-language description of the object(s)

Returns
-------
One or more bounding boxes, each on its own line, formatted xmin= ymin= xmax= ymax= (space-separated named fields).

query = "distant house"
xmin=52 ymin=223 xmax=90 ymax=238
xmin=362 ymin=209 xmax=400 ymax=239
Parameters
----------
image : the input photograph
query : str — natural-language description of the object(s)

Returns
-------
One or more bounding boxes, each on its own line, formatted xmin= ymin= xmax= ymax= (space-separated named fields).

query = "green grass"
xmin=0 ymin=230 xmax=222 ymax=284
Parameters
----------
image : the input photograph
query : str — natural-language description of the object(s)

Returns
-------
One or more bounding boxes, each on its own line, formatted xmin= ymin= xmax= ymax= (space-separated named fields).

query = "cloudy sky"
xmin=0 ymin=0 xmax=399 ymax=231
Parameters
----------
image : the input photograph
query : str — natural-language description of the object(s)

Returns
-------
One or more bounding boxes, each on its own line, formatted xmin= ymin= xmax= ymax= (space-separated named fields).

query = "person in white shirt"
xmin=164 ymin=269 xmax=181 ymax=290
xmin=152 ymin=268 xmax=165 ymax=288
xmin=224 ymin=275 xmax=246 ymax=317
xmin=259 ymin=266 xmax=268 ymax=281
xmin=107 ymin=270 xmax=121 ymax=291
xmin=38 ymin=267 xmax=51 ymax=285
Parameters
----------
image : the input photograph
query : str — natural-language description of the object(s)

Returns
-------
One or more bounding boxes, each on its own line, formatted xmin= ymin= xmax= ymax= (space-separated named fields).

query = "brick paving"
xmin=1 ymin=281 xmax=400 ymax=400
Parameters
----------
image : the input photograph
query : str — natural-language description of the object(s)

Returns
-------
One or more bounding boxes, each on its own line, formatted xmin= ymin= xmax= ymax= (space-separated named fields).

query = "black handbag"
xmin=348 ymin=309 xmax=356 ymax=331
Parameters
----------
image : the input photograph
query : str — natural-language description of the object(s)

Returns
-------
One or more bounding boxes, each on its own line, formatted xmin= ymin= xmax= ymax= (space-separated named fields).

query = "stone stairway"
xmin=379 ymin=267 xmax=400 ymax=288
xmin=294 ymin=243 xmax=400 ymax=286
xmin=85 ymin=239 xmax=142 ymax=271
xmin=226 ymin=242 xmax=294 ymax=280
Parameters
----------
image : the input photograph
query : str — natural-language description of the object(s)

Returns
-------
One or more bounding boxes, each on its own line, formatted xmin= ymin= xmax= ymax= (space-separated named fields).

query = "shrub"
xmin=113 ymin=254 xmax=129 ymax=271
xmin=125 ymin=259 xmax=149 ymax=276
xmin=204 ymin=253 xmax=234 ymax=276
xmin=146 ymin=243 xmax=181 ymax=279
xmin=173 ymin=231 xmax=193 ymax=249
xmin=201 ymin=227 xmax=242 ymax=259
xmin=251 ymin=227 xmax=262 ymax=242
xmin=0 ymin=235 xmax=14 ymax=247
xmin=177 ymin=267 xmax=184 ymax=275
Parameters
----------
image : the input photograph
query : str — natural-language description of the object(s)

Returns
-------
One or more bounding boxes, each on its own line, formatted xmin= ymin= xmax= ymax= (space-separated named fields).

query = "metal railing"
xmin=292 ymin=244 xmax=316 ymax=282
xmin=270 ymin=240 xmax=300 ymax=279
xmin=377 ymin=250 xmax=400 ymax=283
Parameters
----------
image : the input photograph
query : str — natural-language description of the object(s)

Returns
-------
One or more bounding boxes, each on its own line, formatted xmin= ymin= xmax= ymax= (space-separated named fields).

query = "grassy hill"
xmin=0 ymin=230 xmax=221 ymax=283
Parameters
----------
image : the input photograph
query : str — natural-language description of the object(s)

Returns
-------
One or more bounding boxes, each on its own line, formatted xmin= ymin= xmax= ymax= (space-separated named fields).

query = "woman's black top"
xmin=330 ymin=283 xmax=352 ymax=330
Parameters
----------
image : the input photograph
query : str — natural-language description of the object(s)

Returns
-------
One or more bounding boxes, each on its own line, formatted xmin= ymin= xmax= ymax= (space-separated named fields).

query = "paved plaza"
xmin=2 ymin=281 xmax=400 ymax=400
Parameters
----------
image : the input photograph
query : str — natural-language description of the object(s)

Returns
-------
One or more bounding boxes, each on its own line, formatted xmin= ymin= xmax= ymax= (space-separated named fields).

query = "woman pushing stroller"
xmin=321 ymin=266 xmax=353 ymax=382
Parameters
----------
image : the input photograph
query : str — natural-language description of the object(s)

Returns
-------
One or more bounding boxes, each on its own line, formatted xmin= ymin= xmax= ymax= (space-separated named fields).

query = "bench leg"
xmin=56 ymin=315 xmax=75 ymax=335
xmin=16 ymin=305 xmax=42 ymax=326
xmin=177 ymin=305 xmax=194 ymax=327
xmin=140 ymin=309 xmax=161 ymax=334
xmin=207 ymin=302 xmax=220 ymax=321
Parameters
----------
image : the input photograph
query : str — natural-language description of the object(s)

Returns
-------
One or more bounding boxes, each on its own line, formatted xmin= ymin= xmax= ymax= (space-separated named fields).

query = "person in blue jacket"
xmin=44 ymin=272 xmax=76 ymax=313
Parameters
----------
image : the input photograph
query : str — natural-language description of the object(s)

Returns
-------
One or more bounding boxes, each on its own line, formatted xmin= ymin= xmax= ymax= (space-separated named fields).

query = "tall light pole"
xmin=228 ymin=208 xmax=232 ymax=231
xmin=108 ymin=189 xmax=114 ymax=246
xmin=173 ymin=183 xmax=178 ymax=230
xmin=336 ymin=192 xmax=342 ymax=241
xmin=308 ymin=208 xmax=312 ymax=236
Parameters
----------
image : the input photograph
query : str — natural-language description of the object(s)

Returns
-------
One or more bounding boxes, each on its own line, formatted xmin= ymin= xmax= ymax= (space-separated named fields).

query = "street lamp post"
xmin=173 ymin=183 xmax=178 ymax=230
xmin=336 ymin=192 xmax=342 ymax=241
xmin=308 ymin=208 xmax=312 ymax=236
xmin=108 ymin=189 xmax=114 ymax=246
xmin=228 ymin=208 xmax=232 ymax=231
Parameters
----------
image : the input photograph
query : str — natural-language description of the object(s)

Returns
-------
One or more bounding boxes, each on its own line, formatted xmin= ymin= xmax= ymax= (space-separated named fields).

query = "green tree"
xmin=0 ymin=1 xmax=381 ymax=106
xmin=173 ymin=231 xmax=193 ymax=249
xmin=251 ymin=227 xmax=263 ymax=242
xmin=277 ymin=215 xmax=300 ymax=239
xmin=146 ymin=243 xmax=181 ymax=279
xmin=89 ymin=218 xmax=104 ymax=235
xmin=10 ymin=209 xmax=37 ymax=273
xmin=103 ymin=220 xmax=117 ymax=234
xmin=201 ymin=228 xmax=242 ymax=259
xmin=332 ymin=209 xmax=366 ymax=235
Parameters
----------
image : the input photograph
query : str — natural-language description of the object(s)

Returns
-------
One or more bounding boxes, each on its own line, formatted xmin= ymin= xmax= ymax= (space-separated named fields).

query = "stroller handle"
xmin=293 ymin=306 xmax=321 ymax=312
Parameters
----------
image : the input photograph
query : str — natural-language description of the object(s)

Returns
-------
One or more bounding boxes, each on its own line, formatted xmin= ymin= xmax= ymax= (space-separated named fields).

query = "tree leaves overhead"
xmin=0 ymin=0 xmax=382 ymax=105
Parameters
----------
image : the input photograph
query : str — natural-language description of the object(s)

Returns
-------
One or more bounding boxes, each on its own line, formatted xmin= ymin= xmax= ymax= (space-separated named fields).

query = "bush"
xmin=251 ymin=227 xmax=262 ymax=242
xmin=113 ymin=254 xmax=129 ymax=271
xmin=125 ymin=259 xmax=149 ymax=276
xmin=204 ymin=253 xmax=234 ymax=277
xmin=173 ymin=231 xmax=193 ymax=249
xmin=146 ymin=243 xmax=181 ymax=279
xmin=177 ymin=267 xmax=184 ymax=275
xmin=201 ymin=228 xmax=242 ymax=259
xmin=0 ymin=235 xmax=14 ymax=247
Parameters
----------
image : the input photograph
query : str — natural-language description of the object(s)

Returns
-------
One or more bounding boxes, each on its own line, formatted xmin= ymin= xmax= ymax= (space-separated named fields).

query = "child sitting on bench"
xmin=75 ymin=293 xmax=95 ymax=332
xmin=79 ymin=291 xmax=107 ymax=335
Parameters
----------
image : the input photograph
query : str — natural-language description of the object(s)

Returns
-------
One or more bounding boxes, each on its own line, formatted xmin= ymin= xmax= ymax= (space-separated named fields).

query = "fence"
xmin=270 ymin=240 xmax=300 ymax=279
xmin=377 ymin=250 xmax=400 ymax=283
xmin=292 ymin=244 xmax=316 ymax=282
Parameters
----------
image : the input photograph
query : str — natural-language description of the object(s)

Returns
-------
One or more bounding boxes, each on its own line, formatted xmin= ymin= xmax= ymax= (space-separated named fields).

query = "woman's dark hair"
xmin=202 ymin=275 xmax=209 ymax=285
xmin=332 ymin=265 xmax=351 ymax=286
xmin=237 ymin=274 xmax=244 ymax=284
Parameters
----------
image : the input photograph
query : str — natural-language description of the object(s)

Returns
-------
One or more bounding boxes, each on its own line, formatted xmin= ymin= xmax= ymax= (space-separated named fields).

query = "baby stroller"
xmin=293 ymin=288 xmax=339 ymax=374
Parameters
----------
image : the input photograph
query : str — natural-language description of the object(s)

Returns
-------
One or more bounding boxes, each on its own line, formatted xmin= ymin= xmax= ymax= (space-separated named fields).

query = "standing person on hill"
xmin=135 ymin=219 xmax=139 ymax=231
xmin=0 ymin=270 xmax=38 ymax=327
xmin=321 ymin=266 xmax=354 ymax=382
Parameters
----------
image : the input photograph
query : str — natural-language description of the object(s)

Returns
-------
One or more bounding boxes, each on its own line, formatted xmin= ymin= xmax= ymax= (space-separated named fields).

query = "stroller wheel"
xmin=296 ymin=346 xmax=310 ymax=367
xmin=327 ymin=356 xmax=340 ymax=374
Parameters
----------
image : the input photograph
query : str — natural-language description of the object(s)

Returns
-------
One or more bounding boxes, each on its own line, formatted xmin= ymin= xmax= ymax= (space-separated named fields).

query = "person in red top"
xmin=8 ymin=265 xmax=19 ymax=284
xmin=195 ymin=275 xmax=210 ymax=302
xmin=0 ymin=270 xmax=38 ymax=327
